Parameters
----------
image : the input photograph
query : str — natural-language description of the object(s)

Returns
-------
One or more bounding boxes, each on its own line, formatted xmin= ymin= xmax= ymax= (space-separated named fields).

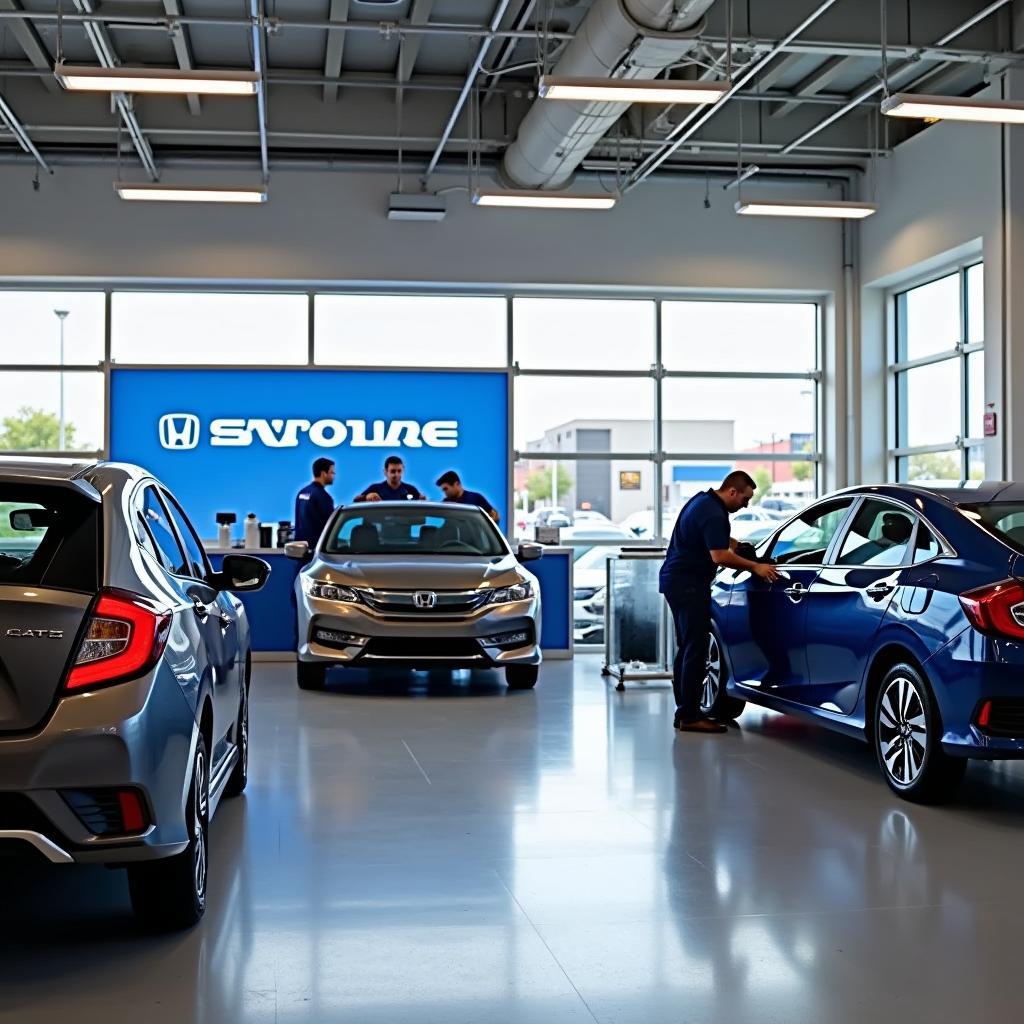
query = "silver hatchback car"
xmin=290 ymin=502 xmax=543 ymax=690
xmin=0 ymin=458 xmax=268 ymax=930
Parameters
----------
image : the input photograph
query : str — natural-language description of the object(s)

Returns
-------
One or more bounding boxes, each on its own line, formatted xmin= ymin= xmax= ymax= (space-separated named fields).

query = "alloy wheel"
xmin=878 ymin=676 xmax=928 ymax=787
xmin=702 ymin=635 xmax=721 ymax=713
xmin=193 ymin=748 xmax=208 ymax=902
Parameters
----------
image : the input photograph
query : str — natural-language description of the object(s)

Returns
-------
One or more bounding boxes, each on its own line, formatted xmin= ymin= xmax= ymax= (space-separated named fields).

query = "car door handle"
xmin=783 ymin=583 xmax=806 ymax=598
xmin=866 ymin=583 xmax=895 ymax=600
xmin=191 ymin=597 xmax=211 ymax=621
xmin=218 ymin=612 xmax=233 ymax=631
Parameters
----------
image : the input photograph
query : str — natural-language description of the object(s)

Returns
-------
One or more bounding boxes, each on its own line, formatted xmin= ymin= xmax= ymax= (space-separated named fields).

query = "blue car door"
xmin=723 ymin=498 xmax=856 ymax=701
xmin=802 ymin=498 xmax=916 ymax=714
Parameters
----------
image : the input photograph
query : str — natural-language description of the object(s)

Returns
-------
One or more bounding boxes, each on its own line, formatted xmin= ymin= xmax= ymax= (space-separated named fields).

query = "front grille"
xmin=362 ymin=637 xmax=486 ymax=660
xmin=357 ymin=589 xmax=490 ymax=615
xmin=982 ymin=699 xmax=1024 ymax=738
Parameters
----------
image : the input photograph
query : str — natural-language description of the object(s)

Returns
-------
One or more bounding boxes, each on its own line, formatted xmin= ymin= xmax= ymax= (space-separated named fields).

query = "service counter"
xmin=205 ymin=545 xmax=573 ymax=660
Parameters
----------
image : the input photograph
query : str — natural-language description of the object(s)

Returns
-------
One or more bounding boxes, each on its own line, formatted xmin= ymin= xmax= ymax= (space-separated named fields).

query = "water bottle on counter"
xmin=277 ymin=521 xmax=293 ymax=548
xmin=216 ymin=512 xmax=236 ymax=549
xmin=243 ymin=513 xmax=260 ymax=549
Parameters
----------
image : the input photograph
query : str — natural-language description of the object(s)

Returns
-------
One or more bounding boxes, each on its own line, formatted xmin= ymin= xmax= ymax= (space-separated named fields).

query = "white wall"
xmin=858 ymin=84 xmax=1004 ymax=482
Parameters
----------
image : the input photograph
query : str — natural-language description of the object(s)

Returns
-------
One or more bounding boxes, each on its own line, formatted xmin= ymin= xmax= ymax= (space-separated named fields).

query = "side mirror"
xmin=211 ymin=554 xmax=270 ymax=593
xmin=10 ymin=508 xmax=52 ymax=531
xmin=517 ymin=542 xmax=544 ymax=562
xmin=285 ymin=540 xmax=310 ymax=561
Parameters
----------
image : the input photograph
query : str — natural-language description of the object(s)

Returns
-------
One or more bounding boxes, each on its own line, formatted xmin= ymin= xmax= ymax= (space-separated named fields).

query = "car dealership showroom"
xmin=4 ymin=0 xmax=1024 ymax=1020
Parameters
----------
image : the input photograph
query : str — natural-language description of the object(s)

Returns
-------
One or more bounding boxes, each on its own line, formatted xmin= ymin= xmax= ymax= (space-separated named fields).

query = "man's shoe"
xmin=675 ymin=717 xmax=728 ymax=734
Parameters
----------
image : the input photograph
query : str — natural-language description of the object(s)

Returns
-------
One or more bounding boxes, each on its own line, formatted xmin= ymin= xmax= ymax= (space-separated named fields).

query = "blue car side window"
xmin=837 ymin=500 xmax=916 ymax=567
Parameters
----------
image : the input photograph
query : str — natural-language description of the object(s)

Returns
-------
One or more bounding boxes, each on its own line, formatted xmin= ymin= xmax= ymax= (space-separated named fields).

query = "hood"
xmin=310 ymin=553 xmax=523 ymax=591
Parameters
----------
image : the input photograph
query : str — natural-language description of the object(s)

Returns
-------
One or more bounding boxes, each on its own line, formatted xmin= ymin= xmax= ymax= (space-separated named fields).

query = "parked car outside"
xmin=291 ymin=502 xmax=543 ymax=689
xmin=730 ymin=507 xmax=782 ymax=539
xmin=761 ymin=497 xmax=804 ymax=515
xmin=705 ymin=482 xmax=1024 ymax=802
xmin=0 ymin=458 xmax=268 ymax=929
xmin=574 ymin=587 xmax=606 ymax=646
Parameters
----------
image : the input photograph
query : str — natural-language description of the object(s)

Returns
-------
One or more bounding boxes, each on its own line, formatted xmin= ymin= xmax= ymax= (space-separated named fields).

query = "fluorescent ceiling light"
xmin=114 ymin=182 xmax=268 ymax=204
xmin=56 ymin=63 xmax=259 ymax=96
xmin=472 ymin=188 xmax=618 ymax=210
xmin=538 ymin=76 xmax=729 ymax=105
xmin=881 ymin=92 xmax=1024 ymax=124
xmin=735 ymin=199 xmax=876 ymax=219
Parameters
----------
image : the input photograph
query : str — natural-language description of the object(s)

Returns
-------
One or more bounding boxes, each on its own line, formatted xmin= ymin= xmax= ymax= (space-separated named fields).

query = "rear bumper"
xmin=0 ymin=667 xmax=196 ymax=865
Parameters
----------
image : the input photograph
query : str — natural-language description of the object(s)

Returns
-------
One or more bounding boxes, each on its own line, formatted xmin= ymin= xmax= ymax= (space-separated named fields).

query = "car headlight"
xmin=489 ymin=580 xmax=533 ymax=604
xmin=303 ymin=577 xmax=360 ymax=603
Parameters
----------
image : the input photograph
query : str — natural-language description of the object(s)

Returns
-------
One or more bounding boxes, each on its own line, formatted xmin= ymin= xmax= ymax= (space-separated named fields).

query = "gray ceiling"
xmin=0 ymin=1 xmax=1017 ymax=188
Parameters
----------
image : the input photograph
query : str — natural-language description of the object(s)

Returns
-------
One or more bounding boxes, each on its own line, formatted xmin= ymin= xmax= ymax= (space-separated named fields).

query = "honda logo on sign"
xmin=413 ymin=591 xmax=437 ymax=609
xmin=159 ymin=414 xmax=201 ymax=450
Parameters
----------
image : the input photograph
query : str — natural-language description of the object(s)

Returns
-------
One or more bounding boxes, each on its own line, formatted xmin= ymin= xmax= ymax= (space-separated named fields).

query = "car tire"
xmin=297 ymin=660 xmax=327 ymax=691
xmin=873 ymin=662 xmax=966 ymax=804
xmin=506 ymin=664 xmax=539 ymax=690
xmin=224 ymin=680 xmax=248 ymax=798
xmin=128 ymin=733 xmax=209 ymax=931
xmin=700 ymin=631 xmax=746 ymax=721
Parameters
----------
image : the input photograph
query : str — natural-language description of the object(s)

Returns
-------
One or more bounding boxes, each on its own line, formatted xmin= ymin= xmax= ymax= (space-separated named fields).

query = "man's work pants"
xmin=664 ymin=584 xmax=712 ymax=723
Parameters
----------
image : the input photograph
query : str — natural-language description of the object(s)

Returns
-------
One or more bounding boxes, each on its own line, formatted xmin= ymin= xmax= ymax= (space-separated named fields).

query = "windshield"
xmin=324 ymin=506 xmax=508 ymax=557
xmin=964 ymin=503 xmax=1024 ymax=554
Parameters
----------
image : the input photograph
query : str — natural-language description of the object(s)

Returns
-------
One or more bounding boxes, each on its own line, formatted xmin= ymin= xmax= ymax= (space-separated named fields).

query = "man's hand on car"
xmin=753 ymin=562 xmax=780 ymax=583
xmin=365 ymin=492 xmax=382 ymax=502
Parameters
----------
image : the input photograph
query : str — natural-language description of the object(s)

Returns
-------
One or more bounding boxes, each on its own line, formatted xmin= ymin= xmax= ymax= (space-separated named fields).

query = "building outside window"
xmin=891 ymin=263 xmax=984 ymax=483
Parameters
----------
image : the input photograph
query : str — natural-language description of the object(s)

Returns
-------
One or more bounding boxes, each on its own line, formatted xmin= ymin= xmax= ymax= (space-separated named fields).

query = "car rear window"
xmin=965 ymin=504 xmax=1024 ymax=554
xmin=0 ymin=485 xmax=100 ymax=592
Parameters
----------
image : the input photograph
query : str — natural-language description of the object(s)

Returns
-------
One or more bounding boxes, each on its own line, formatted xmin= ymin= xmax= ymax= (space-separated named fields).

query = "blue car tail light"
xmin=959 ymin=579 xmax=1024 ymax=641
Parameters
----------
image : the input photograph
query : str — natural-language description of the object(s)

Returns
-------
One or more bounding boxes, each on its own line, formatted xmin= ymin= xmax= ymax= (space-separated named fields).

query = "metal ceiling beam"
xmin=250 ymin=0 xmax=269 ymax=181
xmin=71 ymin=0 xmax=158 ymax=179
xmin=0 ymin=0 xmax=58 ymax=93
xmin=481 ymin=0 xmax=536 ymax=106
xmin=397 ymin=0 xmax=436 ymax=97
xmin=322 ymin=0 xmax=349 ymax=103
xmin=700 ymin=35 xmax=1022 ymax=65
xmin=421 ymin=0 xmax=513 ymax=187
xmin=162 ymin=0 xmax=201 ymax=115
xmin=0 ymin=91 xmax=50 ymax=172
xmin=752 ymin=52 xmax=805 ymax=92
xmin=772 ymin=55 xmax=855 ymax=118
xmin=626 ymin=0 xmax=842 ymax=190
xmin=781 ymin=0 xmax=1014 ymax=156
xmin=0 ymin=10 xmax=574 ymax=42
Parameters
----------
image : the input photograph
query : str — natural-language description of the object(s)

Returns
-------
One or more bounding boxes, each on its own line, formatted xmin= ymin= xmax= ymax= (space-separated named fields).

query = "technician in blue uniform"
xmin=355 ymin=455 xmax=425 ymax=502
xmin=294 ymin=457 xmax=336 ymax=547
xmin=436 ymin=470 xmax=500 ymax=524
xmin=660 ymin=470 xmax=779 ymax=734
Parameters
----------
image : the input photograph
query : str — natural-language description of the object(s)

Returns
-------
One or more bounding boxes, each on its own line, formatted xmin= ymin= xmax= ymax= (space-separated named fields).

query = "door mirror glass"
xmin=517 ymin=542 xmax=544 ymax=562
xmin=213 ymin=554 xmax=270 ymax=592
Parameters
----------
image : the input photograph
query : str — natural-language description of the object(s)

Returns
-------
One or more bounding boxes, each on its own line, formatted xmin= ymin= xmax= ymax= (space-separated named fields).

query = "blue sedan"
xmin=705 ymin=483 xmax=1024 ymax=803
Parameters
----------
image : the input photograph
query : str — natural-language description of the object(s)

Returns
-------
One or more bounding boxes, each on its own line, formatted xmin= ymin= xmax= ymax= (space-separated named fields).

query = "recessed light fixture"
xmin=881 ymin=92 xmax=1024 ymax=125
xmin=538 ymin=76 xmax=730 ymax=105
xmin=735 ymin=199 xmax=876 ymax=219
xmin=56 ymin=63 xmax=260 ymax=96
xmin=472 ymin=188 xmax=617 ymax=210
xmin=114 ymin=183 xmax=268 ymax=204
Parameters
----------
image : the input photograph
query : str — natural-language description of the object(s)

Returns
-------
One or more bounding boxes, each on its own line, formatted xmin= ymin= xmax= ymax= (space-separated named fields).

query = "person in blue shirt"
xmin=294 ymin=457 xmax=336 ymax=547
xmin=355 ymin=455 xmax=425 ymax=503
xmin=435 ymin=470 xmax=500 ymax=524
xmin=660 ymin=471 xmax=779 ymax=734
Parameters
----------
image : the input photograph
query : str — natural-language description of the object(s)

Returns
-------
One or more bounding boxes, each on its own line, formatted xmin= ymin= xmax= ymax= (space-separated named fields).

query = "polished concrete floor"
xmin=5 ymin=657 xmax=1024 ymax=1022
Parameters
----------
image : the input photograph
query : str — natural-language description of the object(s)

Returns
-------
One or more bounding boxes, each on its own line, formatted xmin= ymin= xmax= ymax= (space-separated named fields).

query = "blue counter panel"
xmin=210 ymin=548 xmax=572 ymax=655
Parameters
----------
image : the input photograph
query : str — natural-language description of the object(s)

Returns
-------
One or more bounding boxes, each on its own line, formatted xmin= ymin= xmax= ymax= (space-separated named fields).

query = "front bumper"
xmin=296 ymin=590 xmax=542 ymax=669
xmin=0 ymin=665 xmax=197 ymax=865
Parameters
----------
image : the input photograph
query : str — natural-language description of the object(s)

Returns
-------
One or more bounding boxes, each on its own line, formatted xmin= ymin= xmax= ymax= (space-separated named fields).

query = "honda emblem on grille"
xmin=413 ymin=591 xmax=437 ymax=609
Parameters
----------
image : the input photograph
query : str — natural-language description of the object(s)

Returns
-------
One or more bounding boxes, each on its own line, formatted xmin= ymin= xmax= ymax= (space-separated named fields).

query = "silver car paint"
xmin=296 ymin=502 xmax=542 ymax=670
xmin=0 ymin=458 xmax=257 ymax=865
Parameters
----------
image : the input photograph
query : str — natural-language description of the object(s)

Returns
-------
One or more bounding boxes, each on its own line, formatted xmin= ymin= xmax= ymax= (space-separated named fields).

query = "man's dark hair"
xmin=312 ymin=457 xmax=335 ymax=478
xmin=720 ymin=470 xmax=757 ymax=492
xmin=435 ymin=470 xmax=460 ymax=487
xmin=384 ymin=455 xmax=404 ymax=470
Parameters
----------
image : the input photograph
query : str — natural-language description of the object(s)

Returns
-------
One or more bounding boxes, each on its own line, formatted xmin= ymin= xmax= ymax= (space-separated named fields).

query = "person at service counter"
xmin=436 ymin=470 xmax=500 ymax=524
xmin=355 ymin=455 xmax=425 ymax=502
xmin=660 ymin=470 xmax=779 ymax=735
xmin=294 ymin=457 xmax=336 ymax=547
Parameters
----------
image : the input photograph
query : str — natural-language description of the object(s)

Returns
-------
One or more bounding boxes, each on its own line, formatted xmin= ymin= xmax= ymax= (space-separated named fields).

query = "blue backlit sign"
xmin=110 ymin=368 xmax=510 ymax=540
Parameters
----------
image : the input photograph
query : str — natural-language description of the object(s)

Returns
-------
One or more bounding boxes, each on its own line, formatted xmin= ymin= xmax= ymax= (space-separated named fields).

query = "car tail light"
xmin=959 ymin=579 xmax=1024 ymax=641
xmin=64 ymin=589 xmax=172 ymax=692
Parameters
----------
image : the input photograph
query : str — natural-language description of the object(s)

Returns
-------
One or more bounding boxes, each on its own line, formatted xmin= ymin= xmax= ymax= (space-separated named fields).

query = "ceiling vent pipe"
xmin=501 ymin=0 xmax=718 ymax=190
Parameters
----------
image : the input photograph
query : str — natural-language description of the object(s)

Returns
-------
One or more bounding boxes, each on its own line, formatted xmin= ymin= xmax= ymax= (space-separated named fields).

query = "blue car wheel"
xmin=873 ymin=662 xmax=965 ymax=803
xmin=701 ymin=632 xmax=746 ymax=722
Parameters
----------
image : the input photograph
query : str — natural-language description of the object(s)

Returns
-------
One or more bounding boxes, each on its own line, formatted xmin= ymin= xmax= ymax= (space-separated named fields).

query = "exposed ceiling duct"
xmin=501 ymin=0 xmax=718 ymax=190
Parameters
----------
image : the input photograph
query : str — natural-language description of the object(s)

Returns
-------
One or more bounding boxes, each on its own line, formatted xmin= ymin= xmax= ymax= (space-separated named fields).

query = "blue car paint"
xmin=711 ymin=483 xmax=1024 ymax=760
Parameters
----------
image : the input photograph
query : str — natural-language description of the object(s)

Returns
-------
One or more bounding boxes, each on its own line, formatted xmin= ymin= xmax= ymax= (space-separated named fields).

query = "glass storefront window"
xmin=0 ymin=371 xmax=104 ymax=451
xmin=0 ymin=291 xmax=104 ymax=365
xmin=897 ymin=272 xmax=959 ymax=362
